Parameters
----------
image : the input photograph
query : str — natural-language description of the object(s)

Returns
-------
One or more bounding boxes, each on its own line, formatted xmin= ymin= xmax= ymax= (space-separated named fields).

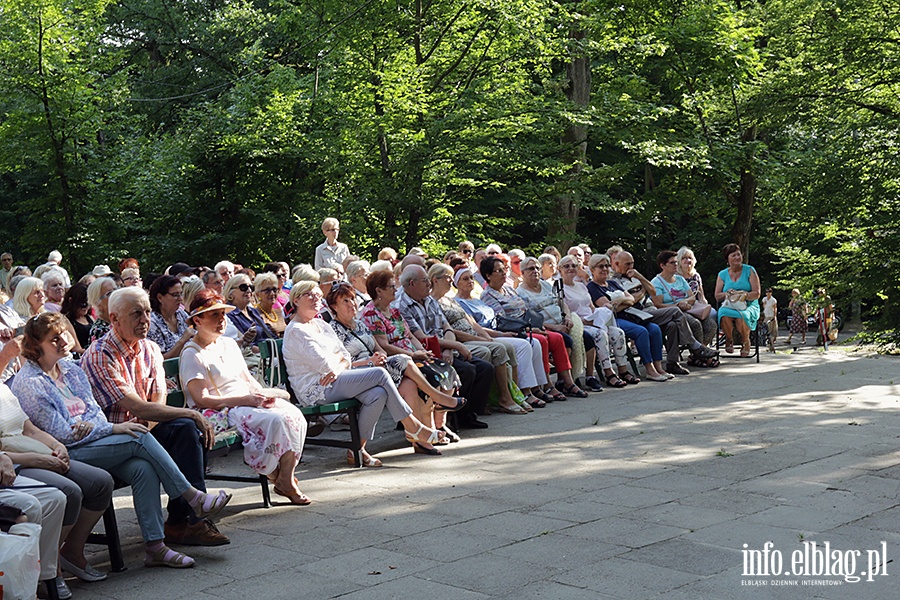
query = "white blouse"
xmin=282 ymin=319 xmax=350 ymax=406
xmin=180 ymin=336 xmax=260 ymax=408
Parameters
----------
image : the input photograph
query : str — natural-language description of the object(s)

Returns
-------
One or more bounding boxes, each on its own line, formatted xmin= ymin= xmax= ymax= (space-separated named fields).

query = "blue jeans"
xmin=68 ymin=432 xmax=192 ymax=543
xmin=616 ymin=318 xmax=663 ymax=365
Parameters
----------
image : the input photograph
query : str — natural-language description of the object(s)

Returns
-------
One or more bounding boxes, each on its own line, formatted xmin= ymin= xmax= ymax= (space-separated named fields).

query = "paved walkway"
xmin=76 ymin=343 xmax=899 ymax=599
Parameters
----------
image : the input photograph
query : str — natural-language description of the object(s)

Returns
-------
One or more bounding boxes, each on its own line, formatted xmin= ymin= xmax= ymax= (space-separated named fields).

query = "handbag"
xmin=494 ymin=315 xmax=529 ymax=335
xmin=722 ymin=298 xmax=748 ymax=311
xmin=622 ymin=306 xmax=653 ymax=325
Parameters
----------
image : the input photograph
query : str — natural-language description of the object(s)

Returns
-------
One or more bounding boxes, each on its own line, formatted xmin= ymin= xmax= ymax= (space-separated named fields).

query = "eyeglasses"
xmin=493 ymin=268 xmax=507 ymax=275
xmin=259 ymin=287 xmax=279 ymax=294
xmin=166 ymin=291 xmax=184 ymax=299
xmin=593 ymin=264 xmax=610 ymax=269
xmin=78 ymin=302 xmax=89 ymax=309
xmin=487 ymin=251 xmax=500 ymax=255
xmin=561 ymin=264 xmax=577 ymax=270
xmin=511 ymin=259 xmax=521 ymax=265
xmin=522 ymin=266 xmax=540 ymax=272
xmin=100 ymin=289 xmax=116 ymax=300
xmin=123 ymin=276 xmax=142 ymax=283
xmin=276 ymin=272 xmax=287 ymax=278
xmin=238 ymin=284 xmax=255 ymax=292
xmin=461 ymin=249 xmax=473 ymax=255
xmin=302 ymin=290 xmax=323 ymax=299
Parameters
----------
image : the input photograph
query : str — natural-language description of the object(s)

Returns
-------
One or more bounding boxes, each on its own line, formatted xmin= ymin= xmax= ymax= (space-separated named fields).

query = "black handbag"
xmin=621 ymin=306 xmax=653 ymax=325
xmin=495 ymin=315 xmax=529 ymax=335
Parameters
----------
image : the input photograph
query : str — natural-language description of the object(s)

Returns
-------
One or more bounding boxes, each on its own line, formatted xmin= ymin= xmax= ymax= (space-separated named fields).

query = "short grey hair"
xmin=214 ymin=260 xmax=234 ymax=274
xmin=40 ymin=266 xmax=66 ymax=287
xmin=370 ymin=260 xmax=393 ymax=273
xmin=399 ymin=265 xmax=426 ymax=288
xmin=346 ymin=260 xmax=370 ymax=280
xmin=48 ymin=250 xmax=63 ymax=263
xmin=520 ymin=256 xmax=540 ymax=272
xmin=108 ymin=287 xmax=149 ymax=316
xmin=508 ymin=249 xmax=526 ymax=261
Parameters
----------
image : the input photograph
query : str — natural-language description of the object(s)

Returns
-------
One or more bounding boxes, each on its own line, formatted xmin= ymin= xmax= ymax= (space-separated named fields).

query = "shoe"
xmin=665 ymin=363 xmax=690 ymax=376
xmin=537 ymin=390 xmax=554 ymax=403
xmin=405 ymin=424 xmax=445 ymax=444
xmin=724 ymin=342 xmax=734 ymax=353
xmin=693 ymin=346 xmax=718 ymax=360
xmin=620 ymin=372 xmax=640 ymax=385
xmin=347 ymin=450 xmax=382 ymax=467
xmin=603 ymin=374 xmax=627 ymax=389
xmin=413 ymin=442 xmax=442 ymax=455
xmin=144 ymin=545 xmax=196 ymax=568
xmin=496 ymin=403 xmax=528 ymax=414
xmin=165 ymin=519 xmax=230 ymax=546
xmin=191 ymin=489 xmax=232 ymax=520
xmin=307 ymin=418 xmax=326 ymax=438
xmin=272 ymin=485 xmax=312 ymax=505
xmin=434 ymin=396 xmax=467 ymax=412
xmin=664 ymin=372 xmax=675 ymax=380
xmin=646 ymin=373 xmax=669 ymax=382
xmin=440 ymin=426 xmax=461 ymax=443
xmin=59 ymin=554 xmax=108 ymax=581
xmin=585 ymin=376 xmax=605 ymax=392
xmin=558 ymin=382 xmax=588 ymax=398
xmin=458 ymin=416 xmax=489 ymax=429
xmin=39 ymin=577 xmax=73 ymax=600
xmin=329 ymin=419 xmax=351 ymax=432
xmin=525 ymin=394 xmax=546 ymax=408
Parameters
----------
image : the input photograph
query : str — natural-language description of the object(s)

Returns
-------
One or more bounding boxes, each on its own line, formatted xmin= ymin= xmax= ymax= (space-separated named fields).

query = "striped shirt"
xmin=80 ymin=329 xmax=166 ymax=425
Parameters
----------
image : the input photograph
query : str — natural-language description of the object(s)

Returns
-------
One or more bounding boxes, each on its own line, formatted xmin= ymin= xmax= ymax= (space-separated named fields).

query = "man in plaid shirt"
xmin=81 ymin=287 xmax=228 ymax=546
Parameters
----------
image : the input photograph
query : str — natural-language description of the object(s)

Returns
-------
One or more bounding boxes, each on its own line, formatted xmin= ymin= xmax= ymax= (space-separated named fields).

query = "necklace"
xmin=258 ymin=305 xmax=279 ymax=323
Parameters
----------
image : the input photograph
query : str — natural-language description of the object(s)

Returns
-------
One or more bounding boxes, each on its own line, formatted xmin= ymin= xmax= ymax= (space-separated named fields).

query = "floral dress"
xmin=789 ymin=297 xmax=808 ymax=334
xmin=359 ymin=302 xmax=417 ymax=353
xmin=180 ymin=336 xmax=307 ymax=475
xmin=330 ymin=318 xmax=411 ymax=385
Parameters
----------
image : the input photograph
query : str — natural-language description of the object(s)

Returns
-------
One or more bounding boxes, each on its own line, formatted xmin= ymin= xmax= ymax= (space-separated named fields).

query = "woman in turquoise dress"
xmin=714 ymin=243 xmax=760 ymax=357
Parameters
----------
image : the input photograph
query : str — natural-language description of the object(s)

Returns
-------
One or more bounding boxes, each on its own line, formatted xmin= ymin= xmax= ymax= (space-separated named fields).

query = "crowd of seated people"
xmin=0 ymin=218 xmax=773 ymax=597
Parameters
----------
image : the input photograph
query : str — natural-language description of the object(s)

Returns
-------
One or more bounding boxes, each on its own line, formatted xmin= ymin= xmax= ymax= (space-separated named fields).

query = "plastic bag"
xmin=0 ymin=521 xmax=42 ymax=600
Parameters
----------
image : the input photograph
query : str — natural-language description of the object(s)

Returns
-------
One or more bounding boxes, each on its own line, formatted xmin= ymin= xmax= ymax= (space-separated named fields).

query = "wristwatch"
xmin=366 ymin=360 xmax=374 ymax=367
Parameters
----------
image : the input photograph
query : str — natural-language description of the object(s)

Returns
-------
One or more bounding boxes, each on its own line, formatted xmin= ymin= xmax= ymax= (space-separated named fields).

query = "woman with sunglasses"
xmin=253 ymin=272 xmax=286 ymax=337
xmin=283 ymin=281 xmax=446 ymax=465
xmin=148 ymin=275 xmax=194 ymax=359
xmin=224 ymin=274 xmax=276 ymax=354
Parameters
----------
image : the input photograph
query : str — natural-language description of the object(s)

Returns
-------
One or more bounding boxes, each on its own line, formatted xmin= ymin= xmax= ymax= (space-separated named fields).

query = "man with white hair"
xmin=214 ymin=260 xmax=235 ymax=283
xmin=611 ymin=250 xmax=716 ymax=375
xmin=394 ymin=265 xmax=493 ymax=429
xmin=81 ymin=287 xmax=228 ymax=546
xmin=46 ymin=249 xmax=71 ymax=287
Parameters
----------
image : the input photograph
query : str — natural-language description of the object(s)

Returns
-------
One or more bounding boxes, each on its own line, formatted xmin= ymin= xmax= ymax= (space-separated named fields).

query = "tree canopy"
xmin=1 ymin=0 xmax=897 ymax=338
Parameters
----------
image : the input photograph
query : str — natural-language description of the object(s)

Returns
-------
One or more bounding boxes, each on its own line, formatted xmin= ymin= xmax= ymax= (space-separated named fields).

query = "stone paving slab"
xmin=68 ymin=347 xmax=900 ymax=598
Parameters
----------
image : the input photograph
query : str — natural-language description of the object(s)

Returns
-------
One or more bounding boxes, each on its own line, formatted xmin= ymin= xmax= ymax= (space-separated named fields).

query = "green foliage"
xmin=0 ymin=0 xmax=898 ymax=342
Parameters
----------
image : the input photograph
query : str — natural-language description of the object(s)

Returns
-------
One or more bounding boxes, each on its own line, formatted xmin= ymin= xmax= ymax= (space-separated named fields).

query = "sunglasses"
xmin=238 ymin=284 xmax=255 ymax=292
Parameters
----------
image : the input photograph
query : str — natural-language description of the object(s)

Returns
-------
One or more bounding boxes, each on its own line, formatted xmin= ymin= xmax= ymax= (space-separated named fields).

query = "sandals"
xmin=605 ymin=374 xmax=628 ymax=389
xmin=525 ymin=394 xmax=546 ymax=409
xmin=145 ymin=545 xmax=195 ymax=568
xmin=435 ymin=396 xmax=467 ymax=412
xmin=405 ymin=424 xmax=446 ymax=445
xmin=440 ymin=426 xmax=461 ymax=443
xmin=273 ymin=477 xmax=312 ymax=505
xmin=557 ymin=381 xmax=588 ymax=398
xmin=496 ymin=403 xmax=529 ymax=415
xmin=190 ymin=489 xmax=232 ymax=520
xmin=347 ymin=450 xmax=382 ymax=467
xmin=620 ymin=372 xmax=640 ymax=385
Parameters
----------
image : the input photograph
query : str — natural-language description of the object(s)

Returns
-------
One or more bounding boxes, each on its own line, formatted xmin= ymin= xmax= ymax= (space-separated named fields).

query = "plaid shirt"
xmin=392 ymin=290 xmax=450 ymax=338
xmin=80 ymin=329 xmax=166 ymax=425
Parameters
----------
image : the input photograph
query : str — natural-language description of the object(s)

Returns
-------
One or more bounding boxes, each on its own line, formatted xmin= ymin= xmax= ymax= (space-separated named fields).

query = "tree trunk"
xmin=729 ymin=124 xmax=758 ymax=260
xmin=550 ymin=9 xmax=589 ymax=249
